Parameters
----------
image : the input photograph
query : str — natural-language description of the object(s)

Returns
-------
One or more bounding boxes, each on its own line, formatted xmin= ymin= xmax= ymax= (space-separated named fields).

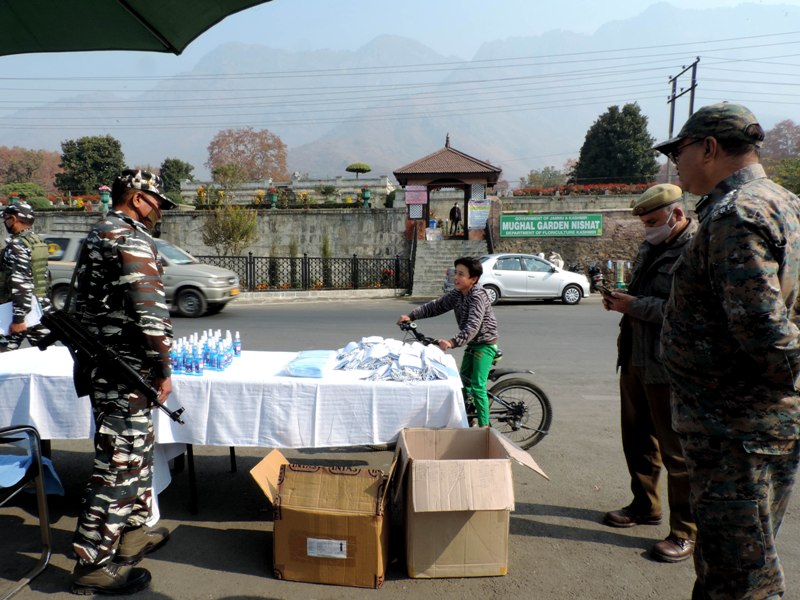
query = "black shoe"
xmin=603 ymin=506 xmax=662 ymax=528
xmin=71 ymin=563 xmax=151 ymax=595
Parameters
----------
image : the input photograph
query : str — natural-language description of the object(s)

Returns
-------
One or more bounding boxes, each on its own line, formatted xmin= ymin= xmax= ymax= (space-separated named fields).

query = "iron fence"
xmin=195 ymin=253 xmax=412 ymax=292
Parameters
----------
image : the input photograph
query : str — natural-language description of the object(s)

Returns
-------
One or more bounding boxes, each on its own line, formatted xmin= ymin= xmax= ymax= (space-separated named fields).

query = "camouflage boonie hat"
xmin=653 ymin=102 xmax=763 ymax=154
xmin=631 ymin=184 xmax=682 ymax=216
xmin=2 ymin=200 xmax=35 ymax=223
xmin=114 ymin=169 xmax=176 ymax=209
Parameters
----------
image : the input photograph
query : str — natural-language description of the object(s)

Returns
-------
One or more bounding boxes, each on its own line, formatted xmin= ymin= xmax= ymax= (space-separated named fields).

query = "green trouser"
xmin=460 ymin=343 xmax=498 ymax=427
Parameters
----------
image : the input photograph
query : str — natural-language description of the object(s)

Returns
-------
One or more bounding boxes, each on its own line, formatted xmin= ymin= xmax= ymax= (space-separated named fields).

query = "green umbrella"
xmin=0 ymin=0 xmax=273 ymax=56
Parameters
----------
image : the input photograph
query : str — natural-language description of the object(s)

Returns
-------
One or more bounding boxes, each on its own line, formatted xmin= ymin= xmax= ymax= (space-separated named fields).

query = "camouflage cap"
xmin=113 ymin=169 xmax=176 ymax=209
xmin=631 ymin=184 xmax=682 ymax=216
xmin=2 ymin=200 xmax=35 ymax=223
xmin=653 ymin=102 xmax=763 ymax=154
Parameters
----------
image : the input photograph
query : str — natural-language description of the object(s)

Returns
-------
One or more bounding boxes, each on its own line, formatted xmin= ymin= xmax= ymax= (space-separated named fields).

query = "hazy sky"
xmin=2 ymin=0 xmax=799 ymax=181
xmin=2 ymin=0 xmax=799 ymax=77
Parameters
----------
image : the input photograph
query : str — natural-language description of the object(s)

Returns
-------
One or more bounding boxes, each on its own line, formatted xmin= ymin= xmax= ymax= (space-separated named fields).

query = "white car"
xmin=443 ymin=253 xmax=591 ymax=305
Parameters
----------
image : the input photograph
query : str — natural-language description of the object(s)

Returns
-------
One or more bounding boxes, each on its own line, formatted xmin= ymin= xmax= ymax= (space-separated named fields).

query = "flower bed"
xmin=514 ymin=183 xmax=655 ymax=196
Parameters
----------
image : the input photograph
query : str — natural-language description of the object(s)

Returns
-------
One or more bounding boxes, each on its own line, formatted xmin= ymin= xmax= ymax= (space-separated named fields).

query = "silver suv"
xmin=43 ymin=233 xmax=240 ymax=317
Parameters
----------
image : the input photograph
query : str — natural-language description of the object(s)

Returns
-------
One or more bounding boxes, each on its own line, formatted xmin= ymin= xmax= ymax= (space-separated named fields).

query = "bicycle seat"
xmin=493 ymin=348 xmax=504 ymax=364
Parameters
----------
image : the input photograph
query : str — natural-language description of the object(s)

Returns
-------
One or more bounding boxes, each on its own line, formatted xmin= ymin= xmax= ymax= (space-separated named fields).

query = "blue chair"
xmin=0 ymin=425 xmax=53 ymax=600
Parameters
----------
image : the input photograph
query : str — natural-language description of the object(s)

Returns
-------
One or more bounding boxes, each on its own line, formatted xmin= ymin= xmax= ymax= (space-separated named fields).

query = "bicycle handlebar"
xmin=398 ymin=322 xmax=438 ymax=346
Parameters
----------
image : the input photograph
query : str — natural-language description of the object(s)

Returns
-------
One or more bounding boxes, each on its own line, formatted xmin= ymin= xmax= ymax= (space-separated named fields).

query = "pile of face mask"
xmin=335 ymin=336 xmax=458 ymax=381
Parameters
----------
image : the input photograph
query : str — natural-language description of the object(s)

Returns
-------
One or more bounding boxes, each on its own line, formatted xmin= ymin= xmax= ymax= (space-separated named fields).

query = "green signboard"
xmin=499 ymin=213 xmax=603 ymax=237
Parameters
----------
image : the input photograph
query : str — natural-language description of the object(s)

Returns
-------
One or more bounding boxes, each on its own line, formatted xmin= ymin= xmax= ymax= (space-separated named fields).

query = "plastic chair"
xmin=0 ymin=425 xmax=52 ymax=600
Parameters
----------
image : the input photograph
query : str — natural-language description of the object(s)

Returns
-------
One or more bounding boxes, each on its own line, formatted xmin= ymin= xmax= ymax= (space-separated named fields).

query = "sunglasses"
xmin=668 ymin=139 xmax=703 ymax=165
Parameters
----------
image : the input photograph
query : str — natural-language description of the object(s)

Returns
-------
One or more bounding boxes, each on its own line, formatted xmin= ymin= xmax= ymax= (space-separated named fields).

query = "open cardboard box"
xmin=250 ymin=450 xmax=395 ymax=589
xmin=394 ymin=427 xmax=548 ymax=578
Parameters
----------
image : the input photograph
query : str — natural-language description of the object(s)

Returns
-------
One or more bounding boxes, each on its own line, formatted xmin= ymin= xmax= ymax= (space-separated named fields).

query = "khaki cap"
xmin=631 ymin=184 xmax=682 ymax=216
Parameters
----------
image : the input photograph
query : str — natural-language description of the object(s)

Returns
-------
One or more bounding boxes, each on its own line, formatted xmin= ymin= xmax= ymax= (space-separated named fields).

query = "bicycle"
xmin=399 ymin=322 xmax=552 ymax=449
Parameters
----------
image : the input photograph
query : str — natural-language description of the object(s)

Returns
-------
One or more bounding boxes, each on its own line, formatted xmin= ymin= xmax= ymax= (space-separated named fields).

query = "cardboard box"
xmin=250 ymin=450 xmax=394 ymax=589
xmin=394 ymin=428 xmax=548 ymax=578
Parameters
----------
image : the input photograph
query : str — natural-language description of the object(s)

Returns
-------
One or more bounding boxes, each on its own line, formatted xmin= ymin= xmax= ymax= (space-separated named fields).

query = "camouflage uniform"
xmin=0 ymin=227 xmax=51 ymax=351
xmin=616 ymin=217 xmax=697 ymax=542
xmin=662 ymin=164 xmax=800 ymax=599
xmin=72 ymin=210 xmax=173 ymax=567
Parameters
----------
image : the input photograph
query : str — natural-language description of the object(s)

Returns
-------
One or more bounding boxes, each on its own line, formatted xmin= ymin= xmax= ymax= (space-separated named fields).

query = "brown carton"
xmin=250 ymin=449 xmax=394 ymax=589
xmin=394 ymin=428 xmax=548 ymax=578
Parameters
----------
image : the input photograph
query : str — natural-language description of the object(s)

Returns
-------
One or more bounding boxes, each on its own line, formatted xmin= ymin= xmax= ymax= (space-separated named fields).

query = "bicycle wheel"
xmin=488 ymin=378 xmax=552 ymax=449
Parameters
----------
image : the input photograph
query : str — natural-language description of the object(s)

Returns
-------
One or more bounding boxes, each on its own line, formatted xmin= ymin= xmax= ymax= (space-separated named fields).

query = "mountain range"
xmin=1 ymin=2 xmax=798 ymax=185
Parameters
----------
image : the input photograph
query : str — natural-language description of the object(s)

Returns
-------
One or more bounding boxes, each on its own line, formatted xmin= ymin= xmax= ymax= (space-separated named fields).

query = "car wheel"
xmin=51 ymin=284 xmax=69 ymax=311
xmin=205 ymin=304 xmax=225 ymax=315
xmin=561 ymin=284 xmax=582 ymax=305
xmin=484 ymin=285 xmax=500 ymax=305
xmin=176 ymin=288 xmax=208 ymax=318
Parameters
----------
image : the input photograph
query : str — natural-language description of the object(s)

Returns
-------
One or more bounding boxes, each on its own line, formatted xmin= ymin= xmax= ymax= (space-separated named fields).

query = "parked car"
xmin=43 ymin=233 xmax=241 ymax=317
xmin=442 ymin=253 xmax=590 ymax=305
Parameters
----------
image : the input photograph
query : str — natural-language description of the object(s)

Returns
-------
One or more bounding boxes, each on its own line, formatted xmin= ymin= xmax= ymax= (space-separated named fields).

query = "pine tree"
xmin=572 ymin=103 xmax=659 ymax=185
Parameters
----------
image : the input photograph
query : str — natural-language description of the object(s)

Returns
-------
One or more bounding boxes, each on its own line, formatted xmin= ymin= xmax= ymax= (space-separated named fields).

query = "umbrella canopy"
xmin=0 ymin=0 xmax=274 ymax=57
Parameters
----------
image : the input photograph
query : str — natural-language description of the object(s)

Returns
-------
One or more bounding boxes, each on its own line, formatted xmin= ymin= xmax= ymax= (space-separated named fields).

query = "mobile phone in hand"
xmin=596 ymin=283 xmax=615 ymax=296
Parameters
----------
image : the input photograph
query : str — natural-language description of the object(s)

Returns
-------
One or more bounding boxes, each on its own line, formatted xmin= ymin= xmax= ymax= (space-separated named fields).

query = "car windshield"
xmin=155 ymin=239 xmax=197 ymax=265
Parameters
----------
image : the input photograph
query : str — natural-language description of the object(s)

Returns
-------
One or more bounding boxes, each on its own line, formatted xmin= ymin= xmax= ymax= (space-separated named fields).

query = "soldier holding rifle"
xmin=69 ymin=170 xmax=176 ymax=596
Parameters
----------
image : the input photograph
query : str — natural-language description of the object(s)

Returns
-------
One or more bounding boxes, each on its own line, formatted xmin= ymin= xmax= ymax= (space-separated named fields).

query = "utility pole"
xmin=665 ymin=57 xmax=700 ymax=183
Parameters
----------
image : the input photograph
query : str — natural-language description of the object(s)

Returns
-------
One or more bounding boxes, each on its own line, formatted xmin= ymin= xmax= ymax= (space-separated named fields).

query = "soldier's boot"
xmin=71 ymin=562 xmax=151 ymax=595
xmin=115 ymin=526 xmax=171 ymax=565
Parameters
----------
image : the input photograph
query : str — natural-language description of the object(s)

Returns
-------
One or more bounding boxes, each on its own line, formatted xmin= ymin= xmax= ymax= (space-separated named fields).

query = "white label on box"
xmin=307 ymin=538 xmax=347 ymax=559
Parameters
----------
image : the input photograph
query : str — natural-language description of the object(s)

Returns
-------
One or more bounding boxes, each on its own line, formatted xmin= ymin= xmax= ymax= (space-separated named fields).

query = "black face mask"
xmin=152 ymin=221 xmax=162 ymax=238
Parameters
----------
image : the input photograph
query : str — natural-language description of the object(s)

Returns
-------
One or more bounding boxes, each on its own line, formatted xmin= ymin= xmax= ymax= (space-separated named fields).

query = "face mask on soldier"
xmin=135 ymin=195 xmax=161 ymax=234
xmin=644 ymin=209 xmax=676 ymax=245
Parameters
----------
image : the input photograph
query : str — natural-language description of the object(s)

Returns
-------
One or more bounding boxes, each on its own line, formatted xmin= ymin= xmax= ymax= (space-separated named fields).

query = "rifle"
xmin=37 ymin=310 xmax=185 ymax=424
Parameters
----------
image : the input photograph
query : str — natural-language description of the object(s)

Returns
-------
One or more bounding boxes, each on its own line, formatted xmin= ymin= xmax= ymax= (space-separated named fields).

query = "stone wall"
xmin=34 ymin=207 xmax=410 ymax=258
xmin=31 ymin=194 xmax=698 ymax=271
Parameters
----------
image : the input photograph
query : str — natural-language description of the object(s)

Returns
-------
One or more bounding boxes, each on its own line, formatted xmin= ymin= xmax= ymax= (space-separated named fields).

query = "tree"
xmin=201 ymin=204 xmax=258 ymax=256
xmin=55 ymin=135 xmax=125 ymax=195
xmin=773 ymin=158 xmax=800 ymax=195
xmin=572 ymin=103 xmax=659 ymax=185
xmin=761 ymin=119 xmax=800 ymax=174
xmin=0 ymin=146 xmax=61 ymax=192
xmin=160 ymin=158 xmax=194 ymax=194
xmin=345 ymin=162 xmax=371 ymax=179
xmin=315 ymin=184 xmax=338 ymax=203
xmin=1 ymin=182 xmax=49 ymax=208
xmin=519 ymin=166 xmax=566 ymax=188
xmin=206 ymin=127 xmax=289 ymax=182
xmin=212 ymin=164 xmax=247 ymax=201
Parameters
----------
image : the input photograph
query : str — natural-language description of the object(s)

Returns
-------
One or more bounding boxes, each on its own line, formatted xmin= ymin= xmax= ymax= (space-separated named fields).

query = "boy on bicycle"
xmin=397 ymin=256 xmax=498 ymax=426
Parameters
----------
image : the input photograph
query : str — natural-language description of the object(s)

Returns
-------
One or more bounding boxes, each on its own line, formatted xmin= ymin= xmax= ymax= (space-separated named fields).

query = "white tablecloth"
xmin=1 ymin=346 xmax=466 ymax=522
xmin=0 ymin=347 xmax=467 ymax=448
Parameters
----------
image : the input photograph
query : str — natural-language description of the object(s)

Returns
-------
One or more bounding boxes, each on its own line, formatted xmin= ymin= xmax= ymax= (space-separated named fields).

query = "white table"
xmin=1 ymin=346 xmax=466 ymax=518
xmin=0 ymin=346 xmax=467 ymax=448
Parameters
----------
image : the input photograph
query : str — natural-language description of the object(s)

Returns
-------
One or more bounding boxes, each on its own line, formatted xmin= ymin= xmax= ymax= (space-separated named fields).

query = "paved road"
xmin=2 ymin=296 xmax=798 ymax=599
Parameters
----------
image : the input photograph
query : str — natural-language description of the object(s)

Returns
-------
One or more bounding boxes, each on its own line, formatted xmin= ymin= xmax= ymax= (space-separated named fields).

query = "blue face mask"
xmin=644 ymin=209 xmax=675 ymax=245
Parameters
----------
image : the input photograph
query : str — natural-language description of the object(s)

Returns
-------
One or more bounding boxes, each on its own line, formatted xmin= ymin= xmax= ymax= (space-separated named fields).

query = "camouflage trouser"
xmin=73 ymin=414 xmax=155 ymax=566
xmin=681 ymin=434 xmax=799 ymax=600
xmin=0 ymin=322 xmax=50 ymax=351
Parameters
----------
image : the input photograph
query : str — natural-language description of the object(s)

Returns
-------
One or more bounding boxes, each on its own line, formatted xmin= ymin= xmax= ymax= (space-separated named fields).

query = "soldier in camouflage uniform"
xmin=0 ymin=201 xmax=50 ymax=351
xmin=70 ymin=170 xmax=176 ymax=596
xmin=656 ymin=103 xmax=800 ymax=599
